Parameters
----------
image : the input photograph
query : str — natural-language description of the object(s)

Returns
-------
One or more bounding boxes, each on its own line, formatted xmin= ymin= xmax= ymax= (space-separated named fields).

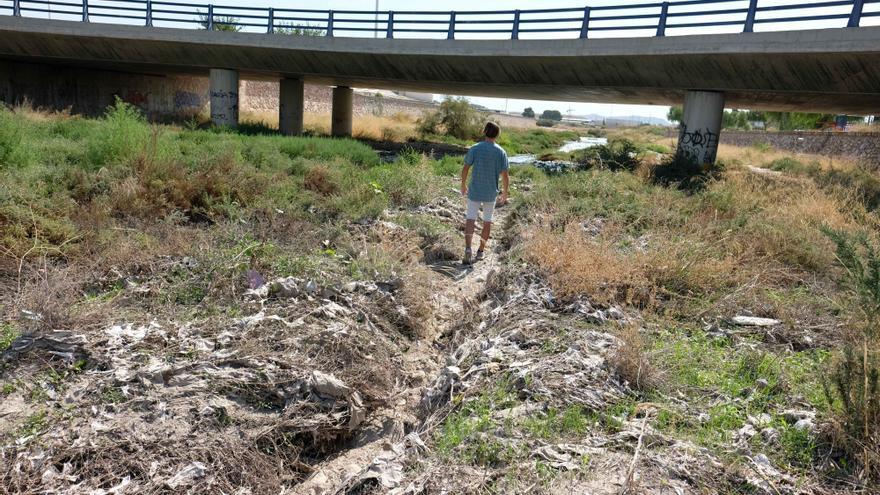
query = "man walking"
xmin=460 ymin=122 xmax=510 ymax=264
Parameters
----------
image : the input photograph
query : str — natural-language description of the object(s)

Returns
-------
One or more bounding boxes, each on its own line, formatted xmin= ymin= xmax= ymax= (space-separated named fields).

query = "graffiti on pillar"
xmin=210 ymin=90 xmax=239 ymax=99
xmin=174 ymin=91 xmax=202 ymax=109
xmin=210 ymin=90 xmax=239 ymax=125
xmin=678 ymin=123 xmax=719 ymax=164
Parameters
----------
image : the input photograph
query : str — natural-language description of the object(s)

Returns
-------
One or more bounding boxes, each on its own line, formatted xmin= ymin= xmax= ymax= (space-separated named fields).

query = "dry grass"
xmin=525 ymin=167 xmax=866 ymax=318
xmin=527 ymin=228 xmax=653 ymax=306
xmin=716 ymin=143 xmax=862 ymax=172
xmin=609 ymin=325 xmax=658 ymax=391
xmin=240 ymin=110 xmax=422 ymax=141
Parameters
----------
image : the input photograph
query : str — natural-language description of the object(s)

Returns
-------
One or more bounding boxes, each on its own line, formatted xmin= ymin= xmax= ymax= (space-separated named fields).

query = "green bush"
xmin=768 ymin=157 xmax=820 ymax=175
xmin=535 ymin=119 xmax=555 ymax=128
xmin=86 ymin=98 xmax=152 ymax=169
xmin=821 ymin=227 xmax=880 ymax=481
xmin=417 ymin=97 xmax=483 ymax=141
xmin=0 ymin=106 xmax=29 ymax=168
xmin=573 ymin=138 xmax=641 ymax=172
xmin=650 ymin=153 xmax=724 ymax=192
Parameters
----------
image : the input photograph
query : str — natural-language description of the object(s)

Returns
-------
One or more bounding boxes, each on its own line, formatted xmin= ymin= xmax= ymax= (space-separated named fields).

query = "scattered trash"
xmin=731 ymin=316 xmax=781 ymax=327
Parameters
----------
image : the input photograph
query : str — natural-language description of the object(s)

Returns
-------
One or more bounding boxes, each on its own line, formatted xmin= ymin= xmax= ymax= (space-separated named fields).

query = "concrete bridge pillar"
xmin=677 ymin=90 xmax=725 ymax=165
xmin=209 ymin=68 xmax=239 ymax=128
xmin=331 ymin=86 xmax=354 ymax=138
xmin=279 ymin=77 xmax=304 ymax=136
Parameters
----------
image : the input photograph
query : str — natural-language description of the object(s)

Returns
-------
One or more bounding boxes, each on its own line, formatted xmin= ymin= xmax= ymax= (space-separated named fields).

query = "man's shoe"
xmin=475 ymin=250 xmax=485 ymax=261
xmin=463 ymin=248 xmax=473 ymax=265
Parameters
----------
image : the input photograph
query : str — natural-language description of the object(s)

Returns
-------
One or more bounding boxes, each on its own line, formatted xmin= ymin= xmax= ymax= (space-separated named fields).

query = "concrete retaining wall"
xmin=0 ymin=59 xmax=546 ymax=132
xmin=0 ymin=59 xmax=439 ymax=121
xmin=0 ymin=59 xmax=210 ymax=119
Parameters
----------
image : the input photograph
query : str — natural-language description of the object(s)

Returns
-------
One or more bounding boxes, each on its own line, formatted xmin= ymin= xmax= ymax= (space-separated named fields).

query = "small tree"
xmin=822 ymin=227 xmax=880 ymax=482
xmin=199 ymin=13 xmax=241 ymax=32
xmin=540 ymin=110 xmax=563 ymax=122
xmin=522 ymin=107 xmax=535 ymax=119
xmin=667 ymin=106 xmax=683 ymax=124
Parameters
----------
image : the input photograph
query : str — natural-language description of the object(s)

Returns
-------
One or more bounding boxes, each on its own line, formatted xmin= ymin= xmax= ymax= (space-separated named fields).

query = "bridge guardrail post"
xmin=448 ymin=12 xmax=456 ymax=40
xmin=656 ymin=2 xmax=669 ymax=37
xmin=207 ymin=5 xmax=214 ymax=31
xmin=848 ymin=0 xmax=865 ymax=27
xmin=146 ymin=0 xmax=152 ymax=26
xmin=267 ymin=8 xmax=274 ymax=33
xmin=743 ymin=0 xmax=758 ymax=32
xmin=327 ymin=10 xmax=334 ymax=37
xmin=580 ymin=6 xmax=591 ymax=39
xmin=511 ymin=10 xmax=520 ymax=40
xmin=83 ymin=0 xmax=89 ymax=22
xmin=386 ymin=11 xmax=394 ymax=39
xmin=13 ymin=0 xmax=20 ymax=16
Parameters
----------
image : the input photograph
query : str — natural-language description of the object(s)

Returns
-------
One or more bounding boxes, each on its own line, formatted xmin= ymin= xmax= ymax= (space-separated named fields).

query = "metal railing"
xmin=0 ymin=0 xmax=878 ymax=39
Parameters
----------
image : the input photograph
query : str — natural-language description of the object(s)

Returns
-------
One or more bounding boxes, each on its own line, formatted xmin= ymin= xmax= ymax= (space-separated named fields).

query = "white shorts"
xmin=465 ymin=199 xmax=496 ymax=223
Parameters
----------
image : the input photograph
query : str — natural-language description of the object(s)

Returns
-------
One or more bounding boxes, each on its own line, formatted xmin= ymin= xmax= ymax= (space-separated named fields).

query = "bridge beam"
xmin=279 ymin=77 xmax=304 ymax=136
xmin=209 ymin=68 xmax=239 ymax=128
xmin=676 ymin=90 xmax=725 ymax=165
xmin=331 ymin=86 xmax=353 ymax=138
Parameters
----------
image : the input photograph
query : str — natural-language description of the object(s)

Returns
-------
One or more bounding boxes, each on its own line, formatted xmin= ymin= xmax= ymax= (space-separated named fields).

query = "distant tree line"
xmin=667 ymin=106 xmax=853 ymax=131
xmin=521 ymin=107 xmax=564 ymax=122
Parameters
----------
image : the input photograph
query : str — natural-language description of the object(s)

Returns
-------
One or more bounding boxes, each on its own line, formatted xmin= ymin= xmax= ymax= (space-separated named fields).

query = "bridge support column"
xmin=677 ymin=90 xmax=725 ymax=165
xmin=279 ymin=77 xmax=304 ymax=136
xmin=209 ymin=68 xmax=239 ymax=128
xmin=331 ymin=86 xmax=353 ymax=138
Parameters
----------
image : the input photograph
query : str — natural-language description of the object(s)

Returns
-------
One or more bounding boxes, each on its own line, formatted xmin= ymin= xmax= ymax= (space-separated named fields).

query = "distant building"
xmin=561 ymin=117 xmax=594 ymax=125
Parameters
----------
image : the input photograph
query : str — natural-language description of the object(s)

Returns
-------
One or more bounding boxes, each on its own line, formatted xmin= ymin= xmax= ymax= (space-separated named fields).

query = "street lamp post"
xmin=374 ymin=0 xmax=379 ymax=38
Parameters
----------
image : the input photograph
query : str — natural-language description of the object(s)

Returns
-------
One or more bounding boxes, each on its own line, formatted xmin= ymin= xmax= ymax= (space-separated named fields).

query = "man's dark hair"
xmin=483 ymin=122 xmax=501 ymax=139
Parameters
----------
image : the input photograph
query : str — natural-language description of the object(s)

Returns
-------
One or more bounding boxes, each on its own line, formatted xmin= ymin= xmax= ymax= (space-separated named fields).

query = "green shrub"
xmin=573 ymin=138 xmax=641 ymax=172
xmin=821 ymin=227 xmax=880 ymax=481
xmin=86 ymin=99 xmax=151 ymax=169
xmin=0 ymin=106 xmax=29 ymax=168
xmin=536 ymin=119 xmax=555 ymax=128
xmin=650 ymin=153 xmax=723 ymax=192
xmin=432 ymin=156 xmax=462 ymax=176
xmin=417 ymin=97 xmax=483 ymax=141
xmin=768 ymin=157 xmax=820 ymax=175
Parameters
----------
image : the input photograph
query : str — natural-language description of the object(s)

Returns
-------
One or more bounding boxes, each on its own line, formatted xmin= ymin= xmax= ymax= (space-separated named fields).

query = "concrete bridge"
xmin=1 ymin=0 xmax=880 ymax=164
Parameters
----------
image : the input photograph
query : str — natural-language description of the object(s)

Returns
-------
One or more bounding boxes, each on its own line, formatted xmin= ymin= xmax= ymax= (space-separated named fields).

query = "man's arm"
xmin=460 ymin=165 xmax=471 ymax=196
xmin=499 ymin=170 xmax=510 ymax=204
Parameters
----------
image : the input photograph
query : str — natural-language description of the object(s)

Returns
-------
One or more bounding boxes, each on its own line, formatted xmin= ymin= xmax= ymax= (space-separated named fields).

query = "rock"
xmin=310 ymin=371 xmax=354 ymax=399
xmin=731 ymin=316 xmax=781 ymax=327
xmin=755 ymin=378 xmax=770 ymax=390
xmin=269 ymin=277 xmax=302 ymax=298
xmin=304 ymin=280 xmax=318 ymax=294
xmin=737 ymin=424 xmax=757 ymax=440
xmin=782 ymin=409 xmax=815 ymax=424
xmin=748 ymin=413 xmax=773 ymax=428
xmin=794 ymin=418 xmax=814 ymax=432
xmin=761 ymin=427 xmax=780 ymax=444
xmin=606 ymin=306 xmax=626 ymax=321
xmin=584 ymin=310 xmax=607 ymax=325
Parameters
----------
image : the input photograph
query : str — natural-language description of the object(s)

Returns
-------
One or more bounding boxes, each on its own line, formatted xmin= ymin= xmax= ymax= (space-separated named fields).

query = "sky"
xmin=18 ymin=0 xmax=880 ymax=120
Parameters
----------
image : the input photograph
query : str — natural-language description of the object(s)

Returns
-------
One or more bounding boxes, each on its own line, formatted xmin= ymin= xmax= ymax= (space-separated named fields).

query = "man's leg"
xmin=465 ymin=220 xmax=476 ymax=249
xmin=478 ymin=201 xmax=496 ymax=253
xmin=479 ymin=221 xmax=492 ymax=252
xmin=464 ymin=200 xmax=479 ymax=262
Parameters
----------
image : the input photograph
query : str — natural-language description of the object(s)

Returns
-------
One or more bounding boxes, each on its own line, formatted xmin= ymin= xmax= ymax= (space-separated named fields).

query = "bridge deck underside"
xmin=1 ymin=18 xmax=879 ymax=114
